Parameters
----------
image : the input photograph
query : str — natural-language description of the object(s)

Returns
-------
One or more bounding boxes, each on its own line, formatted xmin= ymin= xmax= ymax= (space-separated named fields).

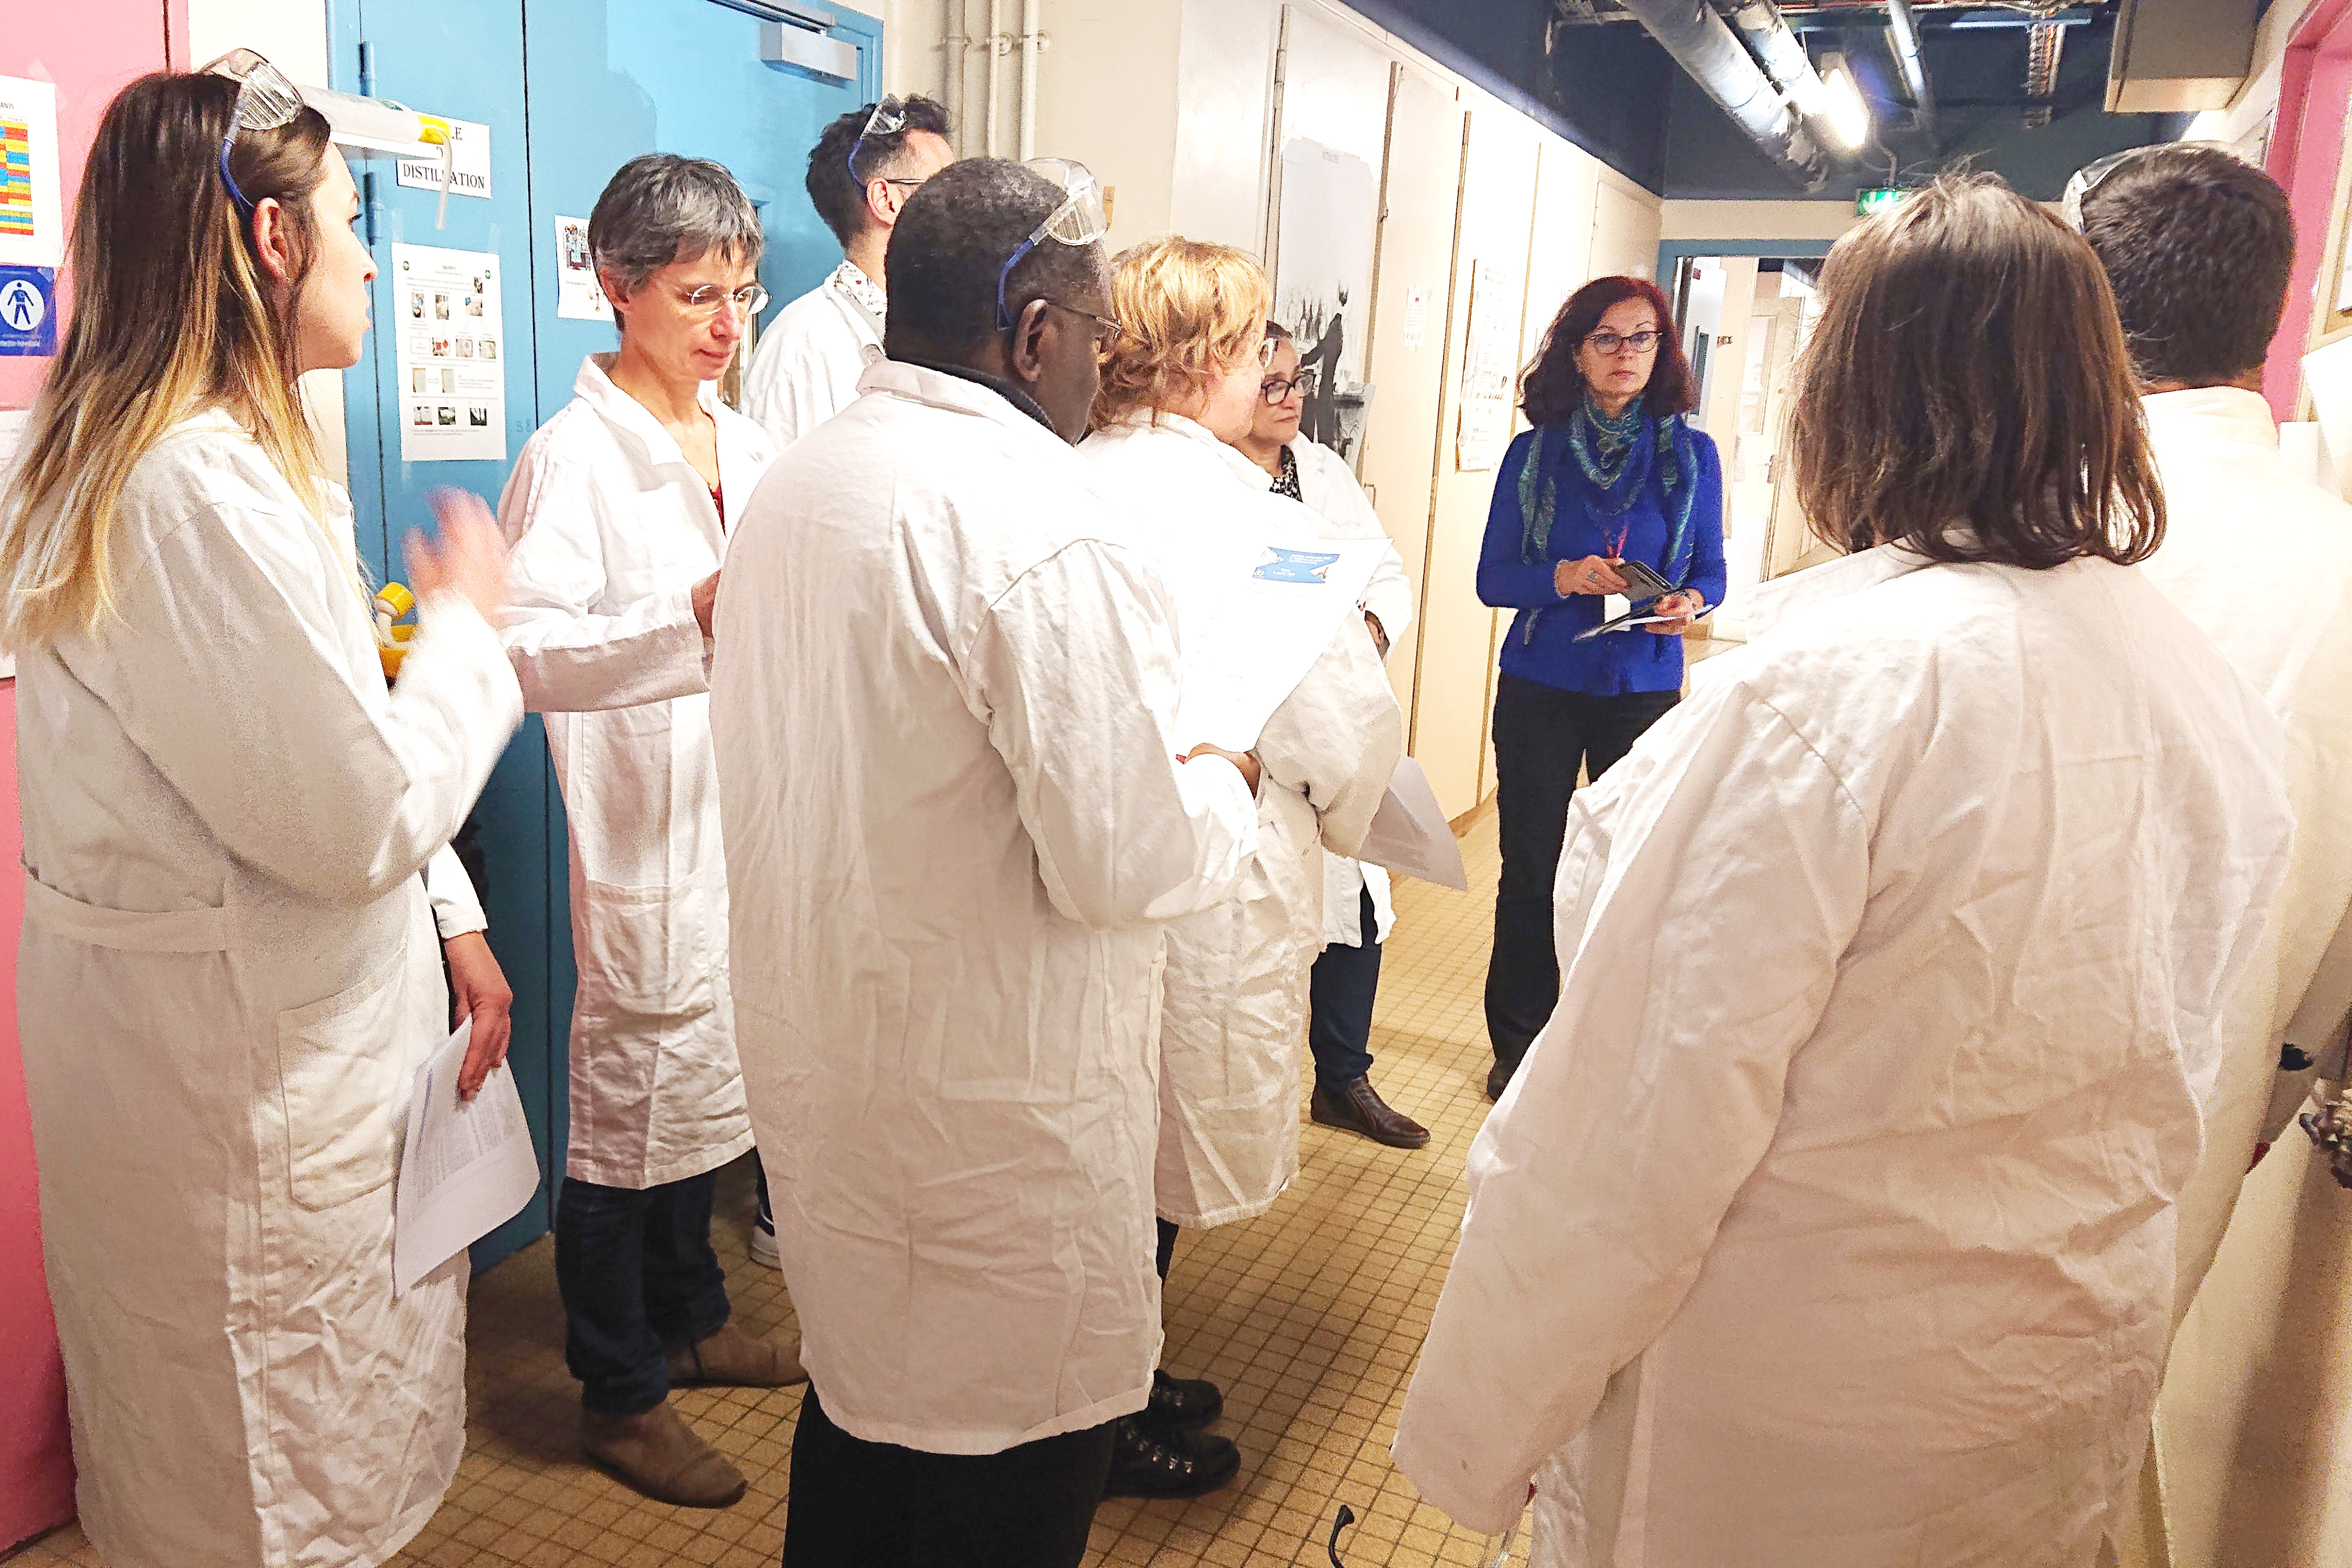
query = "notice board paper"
xmin=554 ymin=215 xmax=612 ymax=321
xmin=0 ymin=76 xmax=63 ymax=270
xmin=394 ymin=1019 xmax=539 ymax=1295
xmin=1168 ymin=537 xmax=1388 ymax=754
xmin=393 ymin=243 xmax=507 ymax=462
xmin=396 ymin=118 xmax=492 ymax=199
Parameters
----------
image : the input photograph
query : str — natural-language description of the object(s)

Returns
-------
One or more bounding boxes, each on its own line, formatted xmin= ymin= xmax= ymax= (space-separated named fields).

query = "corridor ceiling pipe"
xmin=1611 ymin=0 xmax=1830 ymax=189
xmin=1885 ymin=0 xmax=1938 ymax=142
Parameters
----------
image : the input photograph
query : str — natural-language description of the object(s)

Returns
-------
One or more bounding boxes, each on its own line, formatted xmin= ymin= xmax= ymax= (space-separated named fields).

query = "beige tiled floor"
xmin=14 ymin=815 xmax=1514 ymax=1568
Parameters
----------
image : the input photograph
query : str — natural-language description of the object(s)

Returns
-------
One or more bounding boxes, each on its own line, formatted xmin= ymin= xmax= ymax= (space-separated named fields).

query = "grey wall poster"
xmin=1273 ymin=137 xmax=1379 ymax=465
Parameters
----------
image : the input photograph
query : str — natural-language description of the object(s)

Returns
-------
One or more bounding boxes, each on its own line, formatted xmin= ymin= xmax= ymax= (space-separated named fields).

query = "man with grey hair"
xmin=740 ymin=95 xmax=953 ymax=447
xmin=714 ymin=157 xmax=1261 ymax=1565
xmin=499 ymin=152 xmax=804 ymax=1511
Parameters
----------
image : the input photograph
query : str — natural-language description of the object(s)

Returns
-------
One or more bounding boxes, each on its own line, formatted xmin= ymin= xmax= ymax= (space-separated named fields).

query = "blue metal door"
xmin=329 ymin=0 xmax=880 ymax=1266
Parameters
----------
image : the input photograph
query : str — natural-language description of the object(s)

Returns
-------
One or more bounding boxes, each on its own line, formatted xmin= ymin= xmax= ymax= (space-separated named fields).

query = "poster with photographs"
xmin=392 ymin=242 xmax=506 ymax=462
xmin=554 ymin=214 xmax=611 ymax=321
xmin=1272 ymin=137 xmax=1378 ymax=464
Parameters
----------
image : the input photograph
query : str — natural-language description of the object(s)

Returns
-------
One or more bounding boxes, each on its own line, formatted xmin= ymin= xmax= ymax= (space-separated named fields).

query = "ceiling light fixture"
xmin=1819 ymin=53 xmax=1872 ymax=152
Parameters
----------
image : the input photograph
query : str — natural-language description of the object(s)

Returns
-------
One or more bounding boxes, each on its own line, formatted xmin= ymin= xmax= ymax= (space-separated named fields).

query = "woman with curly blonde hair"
xmin=1079 ymin=235 xmax=1401 ymax=1500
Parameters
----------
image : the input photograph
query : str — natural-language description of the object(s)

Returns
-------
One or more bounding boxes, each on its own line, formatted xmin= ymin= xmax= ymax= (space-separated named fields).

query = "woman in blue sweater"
xmin=1478 ymin=275 xmax=1726 ymax=1101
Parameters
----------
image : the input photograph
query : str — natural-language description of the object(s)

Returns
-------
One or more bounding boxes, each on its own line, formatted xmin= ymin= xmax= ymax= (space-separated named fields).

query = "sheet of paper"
xmin=1169 ymin=537 xmax=1388 ymax=752
xmin=393 ymin=243 xmax=508 ymax=463
xmin=554 ymin=214 xmax=612 ymax=321
xmin=1358 ymin=756 xmax=1468 ymax=891
xmin=396 ymin=117 xmax=492 ymax=199
xmin=394 ymin=1019 xmax=539 ymax=1295
xmin=0 ymin=76 xmax=64 ymax=271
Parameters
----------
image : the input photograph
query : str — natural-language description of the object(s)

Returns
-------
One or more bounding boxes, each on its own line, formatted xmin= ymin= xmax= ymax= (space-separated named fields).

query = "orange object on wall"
xmin=0 ymin=3 xmax=186 ymax=1552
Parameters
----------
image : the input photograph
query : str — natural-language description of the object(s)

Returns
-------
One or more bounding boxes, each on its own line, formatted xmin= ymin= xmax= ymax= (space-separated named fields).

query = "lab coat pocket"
xmin=577 ymin=878 xmax=717 ymax=1027
xmin=275 ymin=949 xmax=409 ymax=1211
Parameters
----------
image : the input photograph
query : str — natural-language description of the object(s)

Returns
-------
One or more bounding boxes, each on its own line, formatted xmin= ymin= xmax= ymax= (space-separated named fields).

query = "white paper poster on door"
xmin=393 ymin=244 xmax=507 ymax=463
xmin=554 ymin=215 xmax=612 ymax=321
xmin=396 ymin=118 xmax=493 ymax=200
xmin=0 ymin=75 xmax=63 ymax=270
xmin=1274 ymin=138 xmax=1378 ymax=463
xmin=1455 ymin=258 xmax=1521 ymax=472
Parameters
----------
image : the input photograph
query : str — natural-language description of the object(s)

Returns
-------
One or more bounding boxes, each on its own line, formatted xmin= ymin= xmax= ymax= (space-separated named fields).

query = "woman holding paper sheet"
xmin=0 ymin=64 xmax=522 ymax=1568
xmin=1227 ymin=321 xmax=1427 ymax=1150
xmin=1477 ymin=276 xmax=1726 ymax=1104
xmin=1079 ymin=236 xmax=1401 ymax=1498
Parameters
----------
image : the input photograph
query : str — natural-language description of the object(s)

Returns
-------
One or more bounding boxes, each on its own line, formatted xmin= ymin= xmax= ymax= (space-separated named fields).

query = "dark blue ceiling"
xmin=1339 ymin=1 xmax=2181 ymax=202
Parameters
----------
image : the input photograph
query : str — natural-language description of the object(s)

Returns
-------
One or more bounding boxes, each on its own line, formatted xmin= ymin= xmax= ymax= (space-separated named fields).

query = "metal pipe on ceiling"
xmin=2023 ymin=18 xmax=2064 ymax=126
xmin=1608 ymin=0 xmax=1830 ymax=189
xmin=1720 ymin=0 xmax=1834 ymax=123
xmin=1885 ymin=0 xmax=1937 ymax=139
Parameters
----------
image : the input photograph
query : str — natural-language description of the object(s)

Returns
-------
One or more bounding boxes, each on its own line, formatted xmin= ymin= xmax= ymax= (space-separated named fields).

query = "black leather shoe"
xmin=1485 ymin=1059 xmax=1518 ymax=1102
xmin=1104 ymin=1414 xmax=1241 ymax=1499
xmin=1311 ymin=1076 xmax=1430 ymax=1149
xmin=1146 ymin=1368 xmax=1222 ymax=1431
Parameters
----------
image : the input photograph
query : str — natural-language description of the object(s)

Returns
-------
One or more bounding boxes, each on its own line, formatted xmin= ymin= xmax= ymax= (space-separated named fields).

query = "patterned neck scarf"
xmin=1270 ymin=444 xmax=1302 ymax=501
xmin=1518 ymin=393 xmax=1701 ymax=583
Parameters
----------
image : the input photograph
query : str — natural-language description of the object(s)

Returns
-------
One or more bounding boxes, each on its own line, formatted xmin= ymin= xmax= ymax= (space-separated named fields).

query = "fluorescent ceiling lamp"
xmin=1819 ymin=55 xmax=1871 ymax=152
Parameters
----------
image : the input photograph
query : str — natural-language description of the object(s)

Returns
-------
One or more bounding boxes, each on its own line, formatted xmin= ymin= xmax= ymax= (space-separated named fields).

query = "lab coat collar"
xmin=2142 ymin=385 xmax=2278 ymax=453
xmin=857 ymin=358 xmax=1078 ymax=456
xmin=891 ymin=354 xmax=1057 ymax=434
xmin=1104 ymin=409 xmax=1273 ymax=491
xmin=1745 ymin=541 xmax=1938 ymax=640
xmin=571 ymin=354 xmax=746 ymax=537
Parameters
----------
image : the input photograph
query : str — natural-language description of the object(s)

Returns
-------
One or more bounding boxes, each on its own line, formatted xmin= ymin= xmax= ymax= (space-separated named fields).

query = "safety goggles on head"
xmin=203 ymin=49 xmax=306 ymax=215
xmin=847 ymin=96 xmax=907 ymax=186
xmin=2060 ymin=140 xmax=2255 ymax=231
xmin=993 ymin=157 xmax=1113 ymax=334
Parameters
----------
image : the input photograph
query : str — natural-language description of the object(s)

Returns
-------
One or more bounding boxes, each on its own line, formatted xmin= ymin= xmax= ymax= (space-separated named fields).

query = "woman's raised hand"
xmin=407 ymin=488 xmax=511 ymax=628
xmin=1554 ymin=556 xmax=1629 ymax=597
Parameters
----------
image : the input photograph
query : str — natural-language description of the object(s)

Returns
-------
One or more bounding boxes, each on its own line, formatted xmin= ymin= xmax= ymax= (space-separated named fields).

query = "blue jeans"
xmin=1308 ymin=882 xmax=1382 ymax=1092
xmin=555 ymin=1171 xmax=731 ymax=1416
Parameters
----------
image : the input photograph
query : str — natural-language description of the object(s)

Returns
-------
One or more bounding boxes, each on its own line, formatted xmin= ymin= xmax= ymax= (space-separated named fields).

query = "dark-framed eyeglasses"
xmin=1261 ymin=368 xmax=1316 ymax=405
xmin=672 ymin=282 xmax=770 ymax=319
xmin=202 ymin=48 xmax=305 ymax=216
xmin=1584 ymin=329 xmax=1661 ymax=357
xmin=1037 ymin=299 xmax=1125 ymax=352
xmin=993 ymin=157 xmax=1113 ymax=334
xmin=847 ymin=96 xmax=907 ymax=187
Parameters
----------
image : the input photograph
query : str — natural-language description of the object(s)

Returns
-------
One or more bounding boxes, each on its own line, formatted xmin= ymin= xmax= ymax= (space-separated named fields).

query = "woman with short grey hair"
xmin=495 ymin=151 xmax=804 ymax=1510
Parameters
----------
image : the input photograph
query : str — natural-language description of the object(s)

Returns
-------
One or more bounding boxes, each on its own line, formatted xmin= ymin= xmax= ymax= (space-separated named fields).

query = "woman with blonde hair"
xmin=1080 ymin=235 xmax=1401 ymax=1498
xmin=1395 ymin=175 xmax=2293 ymax=1568
xmin=2 ymin=58 xmax=520 ymax=1567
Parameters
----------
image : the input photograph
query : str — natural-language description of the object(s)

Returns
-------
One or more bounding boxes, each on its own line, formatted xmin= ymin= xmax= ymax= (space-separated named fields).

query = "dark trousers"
xmin=1308 ymin=882 xmax=1383 ymax=1092
xmin=555 ymin=1170 xmax=731 ymax=1417
xmin=1484 ymin=674 xmax=1679 ymax=1069
xmin=784 ymin=1388 xmax=1114 ymax=1568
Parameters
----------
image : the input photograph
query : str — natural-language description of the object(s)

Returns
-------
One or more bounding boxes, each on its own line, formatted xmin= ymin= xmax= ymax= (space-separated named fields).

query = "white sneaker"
xmin=750 ymin=1209 xmax=780 ymax=1268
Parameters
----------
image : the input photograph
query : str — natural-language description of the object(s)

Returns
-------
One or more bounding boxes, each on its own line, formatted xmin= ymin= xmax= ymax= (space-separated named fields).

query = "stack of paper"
xmin=394 ymin=1019 xmax=540 ymax=1295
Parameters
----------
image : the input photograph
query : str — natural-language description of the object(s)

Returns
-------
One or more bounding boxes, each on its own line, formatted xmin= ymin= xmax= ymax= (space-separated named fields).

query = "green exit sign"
xmin=1856 ymin=187 xmax=1915 ymax=216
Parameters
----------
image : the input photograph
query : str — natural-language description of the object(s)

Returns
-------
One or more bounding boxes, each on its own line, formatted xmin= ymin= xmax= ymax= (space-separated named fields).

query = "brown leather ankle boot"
xmin=580 ymin=1399 xmax=746 ymax=1507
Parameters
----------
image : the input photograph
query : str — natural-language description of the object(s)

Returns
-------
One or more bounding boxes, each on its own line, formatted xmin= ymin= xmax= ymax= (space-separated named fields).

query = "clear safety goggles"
xmin=2059 ymin=140 xmax=2255 ymax=231
xmin=846 ymin=95 xmax=906 ymax=186
xmin=993 ymin=157 xmax=1112 ymax=333
xmin=203 ymin=48 xmax=306 ymax=215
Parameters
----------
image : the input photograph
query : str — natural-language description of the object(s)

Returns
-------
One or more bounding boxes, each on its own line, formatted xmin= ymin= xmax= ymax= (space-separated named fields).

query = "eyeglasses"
xmin=994 ymin=157 xmax=1113 ymax=333
xmin=2060 ymin=139 xmax=2257 ymax=231
xmin=672 ymin=282 xmax=770 ymax=318
xmin=1583 ymin=329 xmax=1661 ymax=357
xmin=203 ymin=49 xmax=305 ymax=215
xmin=1040 ymin=299 xmax=1124 ymax=352
xmin=1261 ymin=368 xmax=1316 ymax=405
xmin=847 ymin=96 xmax=906 ymax=187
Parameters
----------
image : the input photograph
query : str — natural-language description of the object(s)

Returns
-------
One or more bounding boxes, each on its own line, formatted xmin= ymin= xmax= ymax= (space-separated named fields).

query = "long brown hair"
xmin=1521 ymin=275 xmax=1694 ymax=427
xmin=0 ymin=72 xmax=336 ymax=649
xmin=1791 ymin=174 xmax=2163 ymax=569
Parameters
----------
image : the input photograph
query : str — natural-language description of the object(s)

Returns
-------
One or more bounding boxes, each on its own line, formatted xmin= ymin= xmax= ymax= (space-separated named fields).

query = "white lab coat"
xmin=1392 ymin=544 xmax=2293 ymax=1568
xmin=2137 ymin=386 xmax=2352 ymax=1312
xmin=498 ymin=354 xmax=775 ymax=1187
xmin=1081 ymin=414 xmax=1402 ymax=1228
xmin=739 ymin=261 xmax=885 ymax=449
xmin=1284 ymin=435 xmax=1413 ymax=948
xmin=15 ymin=412 xmax=522 ymax=1568
xmin=711 ymin=360 xmax=1258 ymax=1453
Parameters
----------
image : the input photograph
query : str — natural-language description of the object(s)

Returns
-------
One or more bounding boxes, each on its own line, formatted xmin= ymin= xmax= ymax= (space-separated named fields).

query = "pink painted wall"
xmin=1 ymin=3 xmax=185 ymax=1550
xmin=2266 ymin=0 xmax=2352 ymax=422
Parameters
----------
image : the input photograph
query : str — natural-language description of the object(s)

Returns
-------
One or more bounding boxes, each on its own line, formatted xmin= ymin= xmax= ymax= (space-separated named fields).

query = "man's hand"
xmin=445 ymin=931 xmax=515 ymax=1099
xmin=693 ymin=570 xmax=722 ymax=639
xmin=1184 ymin=742 xmax=1262 ymax=796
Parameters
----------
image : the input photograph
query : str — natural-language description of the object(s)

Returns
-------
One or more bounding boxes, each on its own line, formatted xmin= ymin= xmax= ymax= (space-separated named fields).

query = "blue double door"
xmin=331 ymin=0 xmax=880 ymax=1264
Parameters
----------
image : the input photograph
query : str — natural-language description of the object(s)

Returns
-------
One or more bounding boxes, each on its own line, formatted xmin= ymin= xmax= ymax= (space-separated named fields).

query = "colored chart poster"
xmin=554 ymin=215 xmax=610 ymax=321
xmin=0 ymin=76 xmax=63 ymax=272
xmin=391 ymin=243 xmax=508 ymax=463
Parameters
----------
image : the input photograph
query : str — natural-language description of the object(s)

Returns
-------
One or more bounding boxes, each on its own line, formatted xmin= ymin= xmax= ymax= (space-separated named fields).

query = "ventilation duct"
xmin=1610 ymin=0 xmax=1829 ymax=189
xmin=1884 ymin=0 xmax=1935 ymax=143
